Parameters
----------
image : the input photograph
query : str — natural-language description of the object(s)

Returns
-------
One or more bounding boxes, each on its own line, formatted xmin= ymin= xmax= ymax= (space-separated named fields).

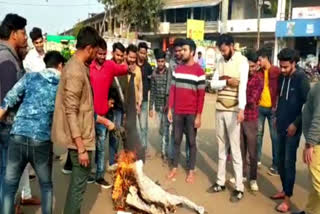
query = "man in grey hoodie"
xmin=0 ymin=13 xmax=28 ymax=211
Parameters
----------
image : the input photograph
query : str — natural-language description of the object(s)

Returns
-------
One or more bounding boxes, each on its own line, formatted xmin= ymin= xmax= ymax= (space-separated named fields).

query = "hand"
xmin=107 ymin=121 xmax=115 ymax=131
xmin=194 ymin=114 xmax=201 ymax=128
xmin=303 ymin=145 xmax=314 ymax=165
xmin=128 ymin=64 xmax=136 ymax=73
xmin=237 ymin=110 xmax=244 ymax=123
xmin=167 ymin=109 xmax=173 ymax=123
xmin=227 ymin=78 xmax=240 ymax=88
xmin=78 ymin=151 xmax=90 ymax=167
xmin=287 ymin=123 xmax=297 ymax=137
xmin=149 ymin=110 xmax=153 ymax=118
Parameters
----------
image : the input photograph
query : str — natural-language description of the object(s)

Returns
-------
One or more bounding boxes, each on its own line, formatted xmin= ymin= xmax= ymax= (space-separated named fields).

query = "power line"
xmin=0 ymin=1 xmax=100 ymax=7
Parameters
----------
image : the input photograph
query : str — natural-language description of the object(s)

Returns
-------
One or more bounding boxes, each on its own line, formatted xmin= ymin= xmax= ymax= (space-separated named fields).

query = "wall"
xmin=292 ymin=0 xmax=320 ymax=7
xmin=231 ymin=0 xmax=257 ymax=19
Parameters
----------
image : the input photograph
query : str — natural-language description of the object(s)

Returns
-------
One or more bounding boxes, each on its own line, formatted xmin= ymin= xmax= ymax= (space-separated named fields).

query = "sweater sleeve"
xmin=306 ymin=89 xmax=320 ymax=145
xmin=112 ymin=61 xmax=128 ymax=77
xmin=197 ymin=69 xmax=206 ymax=114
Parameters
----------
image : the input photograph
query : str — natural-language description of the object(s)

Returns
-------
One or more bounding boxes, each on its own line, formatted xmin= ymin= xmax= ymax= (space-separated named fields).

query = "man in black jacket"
xmin=271 ymin=48 xmax=310 ymax=212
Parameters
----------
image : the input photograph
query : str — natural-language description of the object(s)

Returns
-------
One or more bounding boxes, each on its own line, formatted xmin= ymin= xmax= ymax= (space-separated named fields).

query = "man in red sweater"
xmin=89 ymin=38 xmax=128 ymax=188
xmin=167 ymin=38 xmax=205 ymax=184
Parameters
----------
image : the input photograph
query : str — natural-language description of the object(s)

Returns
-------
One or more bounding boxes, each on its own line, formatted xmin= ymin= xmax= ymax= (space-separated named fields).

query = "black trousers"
xmin=172 ymin=114 xmax=197 ymax=170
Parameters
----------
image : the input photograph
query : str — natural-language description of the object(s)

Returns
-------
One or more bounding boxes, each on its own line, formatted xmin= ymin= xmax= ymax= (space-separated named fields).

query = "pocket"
xmin=7 ymin=138 xmax=22 ymax=163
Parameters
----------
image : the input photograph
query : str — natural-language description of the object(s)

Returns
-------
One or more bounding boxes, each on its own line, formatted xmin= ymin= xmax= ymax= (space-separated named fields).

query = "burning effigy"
xmin=111 ymin=151 xmax=205 ymax=214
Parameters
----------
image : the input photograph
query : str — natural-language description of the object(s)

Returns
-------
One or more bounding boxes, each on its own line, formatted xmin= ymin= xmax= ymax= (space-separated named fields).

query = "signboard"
xmin=292 ymin=7 xmax=320 ymax=19
xmin=187 ymin=19 xmax=205 ymax=41
xmin=276 ymin=19 xmax=320 ymax=37
xmin=227 ymin=18 xmax=276 ymax=33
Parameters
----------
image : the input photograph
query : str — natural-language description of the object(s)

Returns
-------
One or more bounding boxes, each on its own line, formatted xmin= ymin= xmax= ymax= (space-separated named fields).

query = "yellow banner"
xmin=187 ymin=19 xmax=205 ymax=41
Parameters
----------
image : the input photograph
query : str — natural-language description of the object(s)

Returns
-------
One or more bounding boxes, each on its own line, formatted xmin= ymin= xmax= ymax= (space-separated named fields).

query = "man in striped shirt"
xmin=167 ymin=39 xmax=205 ymax=184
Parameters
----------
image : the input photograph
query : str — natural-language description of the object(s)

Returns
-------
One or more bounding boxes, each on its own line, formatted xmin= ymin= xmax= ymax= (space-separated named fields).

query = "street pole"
xmin=221 ymin=0 xmax=229 ymax=34
xmin=257 ymin=0 xmax=262 ymax=50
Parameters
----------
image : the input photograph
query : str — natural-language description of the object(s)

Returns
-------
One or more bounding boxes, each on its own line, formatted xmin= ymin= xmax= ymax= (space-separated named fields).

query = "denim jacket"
xmin=1 ymin=68 xmax=60 ymax=141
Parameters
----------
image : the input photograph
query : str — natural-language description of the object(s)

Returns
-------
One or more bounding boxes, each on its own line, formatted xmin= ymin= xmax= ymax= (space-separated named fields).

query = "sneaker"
xmin=96 ymin=178 xmax=112 ymax=189
xmin=250 ymin=180 xmax=259 ymax=191
xmin=230 ymin=190 xmax=244 ymax=203
xmin=229 ymin=177 xmax=247 ymax=184
xmin=206 ymin=183 xmax=226 ymax=193
xmin=61 ymin=167 xmax=72 ymax=175
xmin=268 ymin=167 xmax=279 ymax=176
xmin=87 ymin=176 xmax=95 ymax=184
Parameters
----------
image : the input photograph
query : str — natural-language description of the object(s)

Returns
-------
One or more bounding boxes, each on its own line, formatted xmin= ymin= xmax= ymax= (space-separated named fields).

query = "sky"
xmin=0 ymin=0 xmax=105 ymax=35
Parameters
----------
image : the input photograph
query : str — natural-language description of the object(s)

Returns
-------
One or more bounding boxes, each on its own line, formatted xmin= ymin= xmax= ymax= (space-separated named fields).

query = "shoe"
xmin=20 ymin=196 xmax=41 ymax=206
xmin=87 ymin=176 xmax=95 ymax=184
xmin=230 ymin=190 xmax=244 ymax=203
xmin=96 ymin=178 xmax=112 ymax=189
xmin=268 ymin=167 xmax=279 ymax=176
xmin=206 ymin=183 xmax=226 ymax=193
xmin=61 ymin=167 xmax=72 ymax=175
xmin=229 ymin=177 xmax=247 ymax=184
xmin=250 ymin=180 xmax=259 ymax=191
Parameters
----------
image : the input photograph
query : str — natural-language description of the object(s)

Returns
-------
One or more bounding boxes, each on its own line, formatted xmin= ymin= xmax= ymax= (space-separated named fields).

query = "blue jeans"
xmin=95 ymin=123 xmax=107 ymax=180
xmin=278 ymin=133 xmax=301 ymax=197
xmin=257 ymin=106 xmax=279 ymax=169
xmin=0 ymin=123 xmax=11 ymax=207
xmin=157 ymin=111 xmax=170 ymax=158
xmin=138 ymin=101 xmax=149 ymax=149
xmin=109 ymin=110 xmax=123 ymax=166
xmin=2 ymin=135 xmax=53 ymax=214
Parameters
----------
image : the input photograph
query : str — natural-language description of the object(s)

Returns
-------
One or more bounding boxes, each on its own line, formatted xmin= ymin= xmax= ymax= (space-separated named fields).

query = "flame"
xmin=112 ymin=150 xmax=137 ymax=210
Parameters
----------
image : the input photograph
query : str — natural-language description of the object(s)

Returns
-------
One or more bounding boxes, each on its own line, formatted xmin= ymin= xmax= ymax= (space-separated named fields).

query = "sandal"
xmin=276 ymin=202 xmax=290 ymax=213
xmin=271 ymin=192 xmax=285 ymax=200
xmin=186 ymin=171 xmax=195 ymax=184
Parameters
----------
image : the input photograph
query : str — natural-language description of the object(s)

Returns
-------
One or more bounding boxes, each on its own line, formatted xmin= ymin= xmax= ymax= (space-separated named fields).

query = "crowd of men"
xmin=0 ymin=13 xmax=319 ymax=214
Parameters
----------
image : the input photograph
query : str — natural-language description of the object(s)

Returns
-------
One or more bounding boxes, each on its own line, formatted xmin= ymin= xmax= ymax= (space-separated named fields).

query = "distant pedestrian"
xmin=197 ymin=51 xmax=206 ymax=70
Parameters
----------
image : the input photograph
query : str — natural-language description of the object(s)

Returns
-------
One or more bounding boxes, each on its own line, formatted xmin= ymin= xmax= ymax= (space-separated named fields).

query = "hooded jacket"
xmin=1 ymin=69 xmax=60 ymax=141
xmin=276 ymin=67 xmax=310 ymax=135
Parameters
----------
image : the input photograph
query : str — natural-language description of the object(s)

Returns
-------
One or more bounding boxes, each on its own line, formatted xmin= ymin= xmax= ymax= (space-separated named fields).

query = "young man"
xmin=197 ymin=51 xmax=206 ymax=70
xmin=23 ymin=27 xmax=46 ymax=72
xmin=149 ymin=50 xmax=170 ymax=161
xmin=271 ymin=48 xmax=310 ymax=212
xmin=89 ymin=38 xmax=128 ymax=187
xmin=137 ymin=42 xmax=153 ymax=151
xmin=239 ymin=51 xmax=263 ymax=191
xmin=208 ymin=34 xmax=249 ymax=202
xmin=0 ymin=13 xmax=28 ymax=210
xmin=295 ymin=82 xmax=320 ymax=214
xmin=256 ymin=48 xmax=281 ymax=175
xmin=0 ymin=51 xmax=65 ymax=214
xmin=51 ymin=27 xmax=114 ymax=214
xmin=167 ymin=38 xmax=205 ymax=184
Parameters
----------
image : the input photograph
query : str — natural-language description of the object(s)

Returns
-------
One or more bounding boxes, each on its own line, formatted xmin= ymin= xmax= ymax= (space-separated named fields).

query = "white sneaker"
xmin=229 ymin=177 xmax=247 ymax=184
xmin=250 ymin=180 xmax=259 ymax=191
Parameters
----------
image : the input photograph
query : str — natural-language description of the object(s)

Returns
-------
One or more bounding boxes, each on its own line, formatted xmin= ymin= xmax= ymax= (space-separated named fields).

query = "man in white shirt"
xmin=207 ymin=34 xmax=249 ymax=203
xmin=23 ymin=27 xmax=45 ymax=72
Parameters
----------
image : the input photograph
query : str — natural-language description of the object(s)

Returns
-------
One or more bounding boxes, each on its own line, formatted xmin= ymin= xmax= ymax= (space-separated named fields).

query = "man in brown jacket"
xmin=51 ymin=27 xmax=114 ymax=214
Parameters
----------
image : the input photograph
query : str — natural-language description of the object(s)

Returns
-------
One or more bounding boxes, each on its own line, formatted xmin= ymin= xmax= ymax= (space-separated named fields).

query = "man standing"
xmin=295 ymin=81 xmax=320 ymax=214
xmin=256 ymin=48 xmax=280 ymax=175
xmin=197 ymin=51 xmax=206 ymax=70
xmin=167 ymin=38 xmax=205 ymax=184
xmin=89 ymin=38 xmax=128 ymax=187
xmin=51 ymin=27 xmax=113 ymax=214
xmin=0 ymin=13 xmax=28 ymax=210
xmin=23 ymin=27 xmax=45 ymax=72
xmin=137 ymin=42 xmax=153 ymax=152
xmin=208 ymin=34 xmax=249 ymax=202
xmin=149 ymin=50 xmax=170 ymax=161
xmin=0 ymin=51 xmax=65 ymax=214
xmin=271 ymin=48 xmax=310 ymax=212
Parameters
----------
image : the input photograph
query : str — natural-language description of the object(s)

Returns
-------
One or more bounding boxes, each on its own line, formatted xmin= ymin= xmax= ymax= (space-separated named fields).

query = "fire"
xmin=112 ymin=151 xmax=137 ymax=210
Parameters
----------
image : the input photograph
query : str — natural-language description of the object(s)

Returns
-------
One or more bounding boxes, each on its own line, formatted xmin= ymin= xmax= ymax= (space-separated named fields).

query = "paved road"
xmin=24 ymin=93 xmax=310 ymax=214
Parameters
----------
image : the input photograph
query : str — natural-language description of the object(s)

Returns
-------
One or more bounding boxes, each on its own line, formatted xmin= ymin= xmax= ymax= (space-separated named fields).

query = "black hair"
xmin=217 ymin=34 xmax=234 ymax=47
xmin=76 ymin=26 xmax=100 ymax=49
xmin=277 ymin=48 xmax=299 ymax=63
xmin=183 ymin=38 xmax=197 ymax=55
xmin=108 ymin=88 xmax=118 ymax=101
xmin=173 ymin=38 xmax=184 ymax=48
xmin=138 ymin=42 xmax=148 ymax=51
xmin=155 ymin=50 xmax=166 ymax=60
xmin=198 ymin=51 xmax=202 ymax=55
xmin=44 ymin=51 xmax=66 ymax=69
xmin=97 ymin=37 xmax=107 ymax=50
xmin=257 ymin=47 xmax=271 ymax=61
xmin=245 ymin=50 xmax=258 ymax=63
xmin=29 ymin=27 xmax=42 ymax=42
xmin=112 ymin=42 xmax=125 ymax=53
xmin=126 ymin=44 xmax=138 ymax=54
xmin=0 ymin=13 xmax=27 ymax=40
